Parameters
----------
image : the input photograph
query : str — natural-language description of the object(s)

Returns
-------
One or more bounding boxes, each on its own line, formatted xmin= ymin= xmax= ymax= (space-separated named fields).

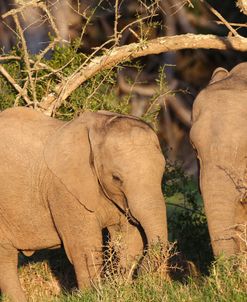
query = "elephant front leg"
xmin=49 ymin=201 xmax=104 ymax=288
xmin=48 ymin=185 xmax=105 ymax=289
xmin=0 ymin=244 xmax=26 ymax=302
xmin=66 ymin=230 xmax=104 ymax=289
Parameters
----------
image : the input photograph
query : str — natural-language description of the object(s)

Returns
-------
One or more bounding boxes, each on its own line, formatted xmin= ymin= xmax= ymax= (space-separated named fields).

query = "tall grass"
xmin=17 ymin=249 xmax=246 ymax=302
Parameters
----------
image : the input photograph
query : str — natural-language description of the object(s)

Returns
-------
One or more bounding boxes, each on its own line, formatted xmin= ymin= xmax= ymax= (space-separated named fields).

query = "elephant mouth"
xmin=108 ymin=192 xmax=140 ymax=226
xmin=113 ymin=194 xmax=140 ymax=226
xmin=125 ymin=207 xmax=140 ymax=226
xmin=240 ymin=192 xmax=247 ymax=205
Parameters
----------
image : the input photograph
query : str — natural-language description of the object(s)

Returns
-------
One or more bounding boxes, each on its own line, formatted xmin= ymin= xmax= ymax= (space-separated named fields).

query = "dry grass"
xmin=19 ymin=261 xmax=61 ymax=302
xmin=14 ymin=230 xmax=247 ymax=302
xmin=16 ymin=241 xmax=176 ymax=301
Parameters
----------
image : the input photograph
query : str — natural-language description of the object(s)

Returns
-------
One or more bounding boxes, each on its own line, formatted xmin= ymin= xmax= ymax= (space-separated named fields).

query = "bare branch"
xmin=38 ymin=2 xmax=62 ymax=42
xmin=0 ymin=55 xmax=20 ymax=62
xmin=118 ymin=73 xmax=191 ymax=126
xmin=118 ymin=72 xmax=157 ymax=96
xmin=0 ymin=65 xmax=32 ymax=105
xmin=13 ymin=14 xmax=38 ymax=107
xmin=201 ymin=0 xmax=239 ymax=36
xmin=39 ymin=34 xmax=247 ymax=115
xmin=114 ymin=0 xmax=120 ymax=44
xmin=215 ymin=21 xmax=247 ymax=28
xmin=163 ymin=95 xmax=191 ymax=127
xmin=14 ymin=79 xmax=29 ymax=107
xmin=2 ymin=0 xmax=41 ymax=19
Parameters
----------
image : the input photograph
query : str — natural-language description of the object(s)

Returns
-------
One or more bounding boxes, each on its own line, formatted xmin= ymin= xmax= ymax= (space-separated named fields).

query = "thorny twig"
xmin=0 ymin=64 xmax=32 ymax=105
xmin=76 ymin=0 xmax=105 ymax=50
xmin=13 ymin=14 xmax=38 ymax=107
xmin=114 ymin=0 xmax=120 ymax=44
xmin=215 ymin=21 xmax=247 ymax=28
xmin=14 ymin=79 xmax=29 ymax=107
xmin=1 ymin=0 xmax=70 ymax=107
xmin=2 ymin=0 xmax=41 ymax=19
xmin=217 ymin=163 xmax=247 ymax=203
xmin=201 ymin=0 xmax=239 ymax=36
xmin=38 ymin=2 xmax=62 ymax=42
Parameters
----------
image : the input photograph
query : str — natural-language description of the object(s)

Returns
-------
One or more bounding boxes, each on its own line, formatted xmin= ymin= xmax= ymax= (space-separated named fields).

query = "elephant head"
xmin=45 ymin=111 xmax=168 ymax=248
xmin=190 ymin=62 xmax=247 ymax=256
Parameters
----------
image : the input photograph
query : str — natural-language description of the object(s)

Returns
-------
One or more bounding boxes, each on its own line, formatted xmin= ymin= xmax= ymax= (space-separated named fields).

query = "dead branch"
xmin=215 ymin=21 xmax=247 ymax=28
xmin=201 ymin=0 xmax=239 ymax=36
xmin=114 ymin=0 xmax=120 ymax=44
xmin=118 ymin=73 xmax=191 ymax=126
xmin=0 ymin=54 xmax=63 ymax=80
xmin=0 ymin=55 xmax=20 ymax=61
xmin=118 ymin=73 xmax=157 ymax=96
xmin=0 ymin=64 xmax=32 ymax=105
xmin=2 ymin=0 xmax=41 ymax=19
xmin=163 ymin=95 xmax=191 ymax=127
xmin=38 ymin=2 xmax=62 ymax=42
xmin=39 ymin=34 xmax=247 ymax=116
xmin=13 ymin=14 xmax=38 ymax=108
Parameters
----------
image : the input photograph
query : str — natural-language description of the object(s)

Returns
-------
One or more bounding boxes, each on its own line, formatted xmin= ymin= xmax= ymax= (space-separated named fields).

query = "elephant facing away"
xmin=0 ymin=107 xmax=167 ymax=302
xmin=190 ymin=62 xmax=247 ymax=257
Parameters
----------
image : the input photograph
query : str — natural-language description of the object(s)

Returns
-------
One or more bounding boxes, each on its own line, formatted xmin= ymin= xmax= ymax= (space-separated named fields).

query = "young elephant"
xmin=190 ymin=62 xmax=247 ymax=257
xmin=0 ymin=107 xmax=167 ymax=302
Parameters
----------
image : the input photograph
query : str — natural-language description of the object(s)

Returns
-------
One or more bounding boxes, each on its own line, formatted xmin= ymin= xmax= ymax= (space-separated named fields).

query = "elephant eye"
xmin=112 ymin=173 xmax=123 ymax=184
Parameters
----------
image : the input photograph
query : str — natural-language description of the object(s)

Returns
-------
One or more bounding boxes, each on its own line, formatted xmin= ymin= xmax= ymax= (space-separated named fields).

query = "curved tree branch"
xmin=39 ymin=33 xmax=247 ymax=115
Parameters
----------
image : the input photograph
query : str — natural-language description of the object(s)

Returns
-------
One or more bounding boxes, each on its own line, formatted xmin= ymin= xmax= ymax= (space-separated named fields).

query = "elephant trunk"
xmin=126 ymin=187 xmax=168 ymax=247
xmin=200 ymin=165 xmax=240 ymax=256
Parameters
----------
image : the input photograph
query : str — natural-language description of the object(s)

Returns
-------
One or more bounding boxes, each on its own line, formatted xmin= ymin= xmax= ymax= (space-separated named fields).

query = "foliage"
xmin=0 ymin=52 xmax=23 ymax=110
xmin=162 ymin=163 xmax=213 ymax=272
xmin=0 ymin=44 xmax=128 ymax=119
xmin=0 ymin=45 xmax=171 ymax=130
xmin=0 ymin=43 xmax=166 ymax=123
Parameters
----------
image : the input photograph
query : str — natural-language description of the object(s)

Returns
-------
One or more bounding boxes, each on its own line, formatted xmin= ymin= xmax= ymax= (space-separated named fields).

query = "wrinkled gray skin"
xmin=0 ymin=108 xmax=167 ymax=302
xmin=190 ymin=62 xmax=247 ymax=257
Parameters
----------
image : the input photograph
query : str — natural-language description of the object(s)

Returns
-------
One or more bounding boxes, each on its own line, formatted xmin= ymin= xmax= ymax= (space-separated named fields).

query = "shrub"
xmin=163 ymin=163 xmax=213 ymax=273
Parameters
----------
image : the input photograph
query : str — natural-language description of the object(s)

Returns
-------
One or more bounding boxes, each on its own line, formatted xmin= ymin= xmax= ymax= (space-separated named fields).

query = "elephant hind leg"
xmin=0 ymin=244 xmax=26 ymax=302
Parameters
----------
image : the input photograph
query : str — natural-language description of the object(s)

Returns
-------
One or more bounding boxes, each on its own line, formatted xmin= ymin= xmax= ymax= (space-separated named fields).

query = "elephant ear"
xmin=79 ymin=111 xmax=126 ymax=202
xmin=44 ymin=117 xmax=99 ymax=212
xmin=209 ymin=67 xmax=229 ymax=84
xmin=79 ymin=111 xmax=114 ymax=195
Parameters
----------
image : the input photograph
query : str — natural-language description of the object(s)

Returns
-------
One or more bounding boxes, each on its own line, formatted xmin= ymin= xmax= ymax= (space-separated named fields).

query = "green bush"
xmin=0 ymin=43 xmax=164 ymax=125
xmin=163 ymin=164 xmax=213 ymax=273
xmin=0 ymin=45 xmax=130 ymax=119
